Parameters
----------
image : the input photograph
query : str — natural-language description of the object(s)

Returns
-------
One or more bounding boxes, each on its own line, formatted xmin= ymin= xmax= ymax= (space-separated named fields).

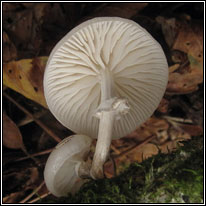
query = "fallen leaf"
xmin=157 ymin=17 xmax=203 ymax=95
xmin=168 ymin=127 xmax=191 ymax=141
xmin=157 ymin=16 xmax=203 ymax=68
xmin=114 ymin=143 xmax=159 ymax=175
xmin=3 ymin=32 xmax=17 ymax=62
xmin=174 ymin=123 xmax=203 ymax=137
xmin=4 ymin=9 xmax=33 ymax=46
xmin=171 ymin=50 xmax=188 ymax=65
xmin=3 ymin=2 xmax=22 ymax=12
xmin=156 ymin=16 xmax=177 ymax=48
xmin=158 ymin=140 xmax=181 ymax=154
xmin=126 ymin=117 xmax=169 ymax=144
xmin=92 ymin=3 xmax=148 ymax=19
xmin=173 ymin=21 xmax=203 ymax=68
xmin=3 ymin=113 xmax=24 ymax=149
xmin=157 ymin=98 xmax=169 ymax=113
xmin=3 ymin=57 xmax=48 ymax=108
xmin=167 ymin=67 xmax=203 ymax=95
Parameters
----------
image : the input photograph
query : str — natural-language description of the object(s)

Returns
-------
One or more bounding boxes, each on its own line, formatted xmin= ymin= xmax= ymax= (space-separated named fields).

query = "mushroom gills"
xmin=44 ymin=135 xmax=92 ymax=197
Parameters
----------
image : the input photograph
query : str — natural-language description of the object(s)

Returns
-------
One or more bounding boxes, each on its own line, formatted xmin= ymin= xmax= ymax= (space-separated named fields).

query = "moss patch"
xmin=39 ymin=136 xmax=203 ymax=203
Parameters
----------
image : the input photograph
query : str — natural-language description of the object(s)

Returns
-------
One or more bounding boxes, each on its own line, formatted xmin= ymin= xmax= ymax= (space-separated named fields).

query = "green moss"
xmin=39 ymin=136 xmax=203 ymax=203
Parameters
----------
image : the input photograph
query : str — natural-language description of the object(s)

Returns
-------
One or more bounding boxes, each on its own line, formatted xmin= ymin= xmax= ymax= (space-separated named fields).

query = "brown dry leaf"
xmin=168 ymin=126 xmax=191 ymax=141
xmin=3 ymin=57 xmax=48 ymax=108
xmin=159 ymin=140 xmax=181 ymax=154
xmin=105 ymin=117 xmax=198 ymax=177
xmin=93 ymin=3 xmax=148 ymax=19
xmin=127 ymin=117 xmax=169 ymax=143
xmin=3 ymin=113 xmax=24 ymax=149
xmin=157 ymin=17 xmax=203 ymax=94
xmin=167 ymin=21 xmax=204 ymax=94
xmin=157 ymin=16 xmax=203 ymax=67
xmin=33 ymin=3 xmax=48 ymax=21
xmin=157 ymin=98 xmax=169 ymax=113
xmin=167 ymin=66 xmax=203 ymax=94
xmin=3 ymin=32 xmax=17 ymax=62
xmin=113 ymin=143 xmax=159 ymax=176
xmin=3 ymin=3 xmax=50 ymax=58
xmin=4 ymin=9 xmax=33 ymax=46
xmin=173 ymin=123 xmax=203 ymax=137
xmin=105 ymin=143 xmax=159 ymax=178
xmin=3 ymin=3 xmax=22 ymax=12
xmin=156 ymin=16 xmax=177 ymax=48
xmin=173 ymin=21 xmax=203 ymax=68
xmin=159 ymin=127 xmax=191 ymax=154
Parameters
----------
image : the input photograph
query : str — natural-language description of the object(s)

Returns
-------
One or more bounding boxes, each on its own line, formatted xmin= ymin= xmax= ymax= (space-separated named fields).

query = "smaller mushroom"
xmin=44 ymin=135 xmax=92 ymax=197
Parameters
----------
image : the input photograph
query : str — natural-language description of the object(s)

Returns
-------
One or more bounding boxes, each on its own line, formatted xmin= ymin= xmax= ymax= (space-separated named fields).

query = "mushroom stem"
xmin=90 ymin=110 xmax=115 ymax=179
xmin=89 ymin=69 xmax=130 ymax=179
xmin=100 ymin=69 xmax=114 ymax=102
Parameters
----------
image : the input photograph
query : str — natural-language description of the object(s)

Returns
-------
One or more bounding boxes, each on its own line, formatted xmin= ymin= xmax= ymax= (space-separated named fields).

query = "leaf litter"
xmin=2 ymin=2 xmax=203 ymax=203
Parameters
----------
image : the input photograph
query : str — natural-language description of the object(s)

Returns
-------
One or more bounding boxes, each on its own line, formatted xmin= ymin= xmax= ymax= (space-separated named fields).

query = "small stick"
xmin=110 ymin=143 xmax=121 ymax=155
xmin=15 ymin=148 xmax=53 ymax=162
xmin=27 ymin=192 xmax=51 ymax=204
xmin=114 ymin=135 xmax=156 ymax=158
xmin=21 ymin=144 xmax=40 ymax=166
xmin=163 ymin=115 xmax=193 ymax=124
xmin=19 ymin=181 xmax=45 ymax=203
xmin=3 ymin=92 xmax=61 ymax=143
xmin=17 ymin=110 xmax=47 ymax=126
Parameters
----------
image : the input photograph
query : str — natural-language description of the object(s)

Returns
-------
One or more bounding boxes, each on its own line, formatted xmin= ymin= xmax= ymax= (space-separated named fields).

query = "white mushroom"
xmin=44 ymin=135 xmax=92 ymax=197
xmin=44 ymin=17 xmax=168 ymax=180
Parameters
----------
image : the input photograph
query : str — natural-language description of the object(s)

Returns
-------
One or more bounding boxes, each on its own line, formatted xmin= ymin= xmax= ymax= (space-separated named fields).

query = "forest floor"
xmin=2 ymin=2 xmax=204 ymax=204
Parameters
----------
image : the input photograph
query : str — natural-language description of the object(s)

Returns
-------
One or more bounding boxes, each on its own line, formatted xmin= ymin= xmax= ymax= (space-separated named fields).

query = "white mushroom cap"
xmin=44 ymin=135 xmax=92 ymax=197
xmin=44 ymin=17 xmax=168 ymax=139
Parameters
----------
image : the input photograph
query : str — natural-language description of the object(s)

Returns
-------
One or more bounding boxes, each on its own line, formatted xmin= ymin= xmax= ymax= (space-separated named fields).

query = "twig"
xmin=110 ymin=143 xmax=121 ymax=155
xmin=17 ymin=110 xmax=47 ymax=126
xmin=21 ymin=144 xmax=41 ymax=166
xmin=163 ymin=115 xmax=193 ymax=124
xmin=114 ymin=135 xmax=156 ymax=158
xmin=3 ymin=92 xmax=61 ymax=143
xmin=19 ymin=181 xmax=45 ymax=203
xmin=27 ymin=192 xmax=51 ymax=204
xmin=110 ymin=156 xmax=117 ymax=177
xmin=15 ymin=148 xmax=53 ymax=162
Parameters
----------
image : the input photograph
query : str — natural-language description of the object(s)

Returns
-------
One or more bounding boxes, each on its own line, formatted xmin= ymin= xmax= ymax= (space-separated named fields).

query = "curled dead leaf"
xmin=3 ymin=113 xmax=24 ymax=149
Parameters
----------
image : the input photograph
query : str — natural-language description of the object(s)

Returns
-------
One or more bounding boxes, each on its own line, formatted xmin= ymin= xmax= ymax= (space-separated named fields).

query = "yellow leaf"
xmin=3 ymin=57 xmax=48 ymax=108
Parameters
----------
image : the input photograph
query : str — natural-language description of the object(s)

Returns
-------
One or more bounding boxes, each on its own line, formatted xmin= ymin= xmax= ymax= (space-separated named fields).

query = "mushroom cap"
xmin=44 ymin=135 xmax=92 ymax=197
xmin=44 ymin=17 xmax=168 ymax=139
